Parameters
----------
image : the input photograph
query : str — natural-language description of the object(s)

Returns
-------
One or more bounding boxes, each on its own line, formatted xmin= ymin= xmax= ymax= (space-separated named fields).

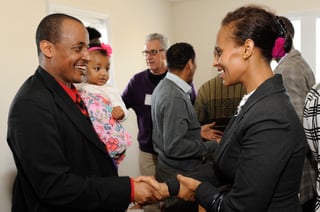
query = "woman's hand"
xmin=177 ymin=174 xmax=201 ymax=201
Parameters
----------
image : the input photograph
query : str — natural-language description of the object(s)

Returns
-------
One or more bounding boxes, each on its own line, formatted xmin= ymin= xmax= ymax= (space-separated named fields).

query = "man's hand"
xmin=133 ymin=178 xmax=162 ymax=205
xmin=201 ymin=121 xmax=223 ymax=143
xmin=134 ymin=176 xmax=169 ymax=201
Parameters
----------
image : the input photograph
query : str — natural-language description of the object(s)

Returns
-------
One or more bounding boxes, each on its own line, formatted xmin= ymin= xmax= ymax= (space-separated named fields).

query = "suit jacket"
xmin=196 ymin=74 xmax=306 ymax=212
xmin=7 ymin=67 xmax=131 ymax=212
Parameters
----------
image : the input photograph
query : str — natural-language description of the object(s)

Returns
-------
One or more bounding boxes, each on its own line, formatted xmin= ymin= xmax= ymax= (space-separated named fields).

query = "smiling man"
xmin=7 ymin=13 xmax=160 ymax=212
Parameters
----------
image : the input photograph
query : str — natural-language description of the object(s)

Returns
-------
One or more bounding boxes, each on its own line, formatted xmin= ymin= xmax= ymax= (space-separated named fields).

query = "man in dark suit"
xmin=7 ymin=13 xmax=159 ymax=212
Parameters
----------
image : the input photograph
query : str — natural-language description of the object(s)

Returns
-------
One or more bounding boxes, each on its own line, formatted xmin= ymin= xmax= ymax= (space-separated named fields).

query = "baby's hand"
xmin=112 ymin=106 xmax=125 ymax=120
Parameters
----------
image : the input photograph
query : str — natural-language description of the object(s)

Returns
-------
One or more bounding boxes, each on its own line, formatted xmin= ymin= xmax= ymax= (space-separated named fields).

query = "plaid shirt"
xmin=303 ymin=83 xmax=320 ymax=210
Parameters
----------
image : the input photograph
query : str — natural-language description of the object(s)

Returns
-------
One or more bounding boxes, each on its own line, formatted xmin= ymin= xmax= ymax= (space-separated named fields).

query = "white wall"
xmin=1 ymin=0 xmax=320 ymax=211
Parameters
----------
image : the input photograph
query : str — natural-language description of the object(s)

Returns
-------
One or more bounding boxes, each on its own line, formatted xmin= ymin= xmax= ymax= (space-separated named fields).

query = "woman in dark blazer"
xmin=7 ymin=13 xmax=158 ymax=212
xmin=175 ymin=5 xmax=306 ymax=212
xmin=140 ymin=5 xmax=306 ymax=212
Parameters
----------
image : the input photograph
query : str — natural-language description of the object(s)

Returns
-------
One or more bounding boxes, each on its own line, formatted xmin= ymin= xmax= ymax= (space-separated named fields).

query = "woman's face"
xmin=213 ymin=24 xmax=247 ymax=86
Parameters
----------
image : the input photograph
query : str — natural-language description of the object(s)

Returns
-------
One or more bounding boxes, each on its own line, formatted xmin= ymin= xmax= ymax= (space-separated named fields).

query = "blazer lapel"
xmin=215 ymin=114 xmax=239 ymax=161
xmin=37 ymin=68 xmax=107 ymax=154
xmin=215 ymin=74 xmax=286 ymax=162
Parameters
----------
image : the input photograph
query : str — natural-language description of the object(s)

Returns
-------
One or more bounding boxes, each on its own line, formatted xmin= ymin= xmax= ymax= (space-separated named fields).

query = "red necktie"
xmin=75 ymin=93 xmax=89 ymax=117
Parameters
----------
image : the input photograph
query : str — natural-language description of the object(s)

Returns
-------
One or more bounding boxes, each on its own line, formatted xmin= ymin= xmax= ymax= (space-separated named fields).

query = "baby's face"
xmin=86 ymin=51 xmax=110 ymax=86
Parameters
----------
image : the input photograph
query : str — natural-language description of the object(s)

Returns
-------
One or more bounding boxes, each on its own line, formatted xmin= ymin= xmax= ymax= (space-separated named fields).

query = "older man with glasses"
xmin=122 ymin=33 xmax=173 ymax=212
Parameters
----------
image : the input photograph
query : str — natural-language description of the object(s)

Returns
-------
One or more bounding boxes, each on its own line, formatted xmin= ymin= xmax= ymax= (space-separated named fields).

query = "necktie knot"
xmin=75 ymin=93 xmax=89 ymax=117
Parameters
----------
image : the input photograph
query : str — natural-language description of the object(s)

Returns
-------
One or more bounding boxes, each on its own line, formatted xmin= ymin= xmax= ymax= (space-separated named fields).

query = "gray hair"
xmin=145 ymin=33 xmax=169 ymax=50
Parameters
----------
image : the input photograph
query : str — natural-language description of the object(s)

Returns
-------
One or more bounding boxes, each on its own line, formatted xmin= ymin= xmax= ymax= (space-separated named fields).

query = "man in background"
xmin=152 ymin=42 xmax=218 ymax=212
xmin=122 ymin=33 xmax=170 ymax=212
xmin=86 ymin=26 xmax=102 ymax=45
xmin=195 ymin=75 xmax=245 ymax=133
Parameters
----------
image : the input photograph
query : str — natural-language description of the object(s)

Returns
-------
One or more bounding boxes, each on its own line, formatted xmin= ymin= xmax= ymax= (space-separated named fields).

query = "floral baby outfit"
xmin=77 ymin=84 xmax=132 ymax=165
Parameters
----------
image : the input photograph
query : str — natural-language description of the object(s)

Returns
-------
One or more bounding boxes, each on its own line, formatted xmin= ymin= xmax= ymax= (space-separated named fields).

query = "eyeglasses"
xmin=141 ymin=49 xmax=164 ymax=56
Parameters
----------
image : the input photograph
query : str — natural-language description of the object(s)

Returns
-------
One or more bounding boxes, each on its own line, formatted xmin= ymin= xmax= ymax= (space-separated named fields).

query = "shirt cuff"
xmin=130 ymin=178 xmax=135 ymax=202
xmin=165 ymin=177 xmax=180 ymax=196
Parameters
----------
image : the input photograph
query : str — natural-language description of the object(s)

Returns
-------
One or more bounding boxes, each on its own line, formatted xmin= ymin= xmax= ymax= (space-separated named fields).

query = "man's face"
xmin=50 ymin=19 xmax=90 ymax=84
xmin=143 ymin=40 xmax=167 ymax=75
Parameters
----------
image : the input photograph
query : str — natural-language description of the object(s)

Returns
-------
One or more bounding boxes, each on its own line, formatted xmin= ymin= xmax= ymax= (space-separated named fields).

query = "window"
xmin=291 ymin=19 xmax=301 ymax=51
xmin=316 ymin=18 xmax=320 ymax=82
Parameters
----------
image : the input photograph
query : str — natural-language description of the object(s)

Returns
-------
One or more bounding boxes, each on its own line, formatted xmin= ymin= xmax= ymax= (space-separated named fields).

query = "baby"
xmin=77 ymin=43 xmax=131 ymax=166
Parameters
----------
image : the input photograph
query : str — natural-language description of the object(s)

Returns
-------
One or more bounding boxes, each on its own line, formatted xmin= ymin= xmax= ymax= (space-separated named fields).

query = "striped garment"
xmin=303 ymin=82 xmax=320 ymax=212
xmin=194 ymin=76 xmax=246 ymax=131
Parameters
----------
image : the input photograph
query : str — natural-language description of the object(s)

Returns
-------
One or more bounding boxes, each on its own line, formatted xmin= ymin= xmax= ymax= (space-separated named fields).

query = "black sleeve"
xmin=195 ymin=182 xmax=226 ymax=212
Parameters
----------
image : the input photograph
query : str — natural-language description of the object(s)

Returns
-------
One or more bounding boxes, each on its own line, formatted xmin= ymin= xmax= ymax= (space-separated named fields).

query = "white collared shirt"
xmin=235 ymin=89 xmax=255 ymax=116
xmin=165 ymin=72 xmax=192 ymax=96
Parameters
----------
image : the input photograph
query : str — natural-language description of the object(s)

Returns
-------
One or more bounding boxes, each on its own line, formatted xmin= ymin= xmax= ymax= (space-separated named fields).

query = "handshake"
xmin=132 ymin=174 xmax=202 ymax=206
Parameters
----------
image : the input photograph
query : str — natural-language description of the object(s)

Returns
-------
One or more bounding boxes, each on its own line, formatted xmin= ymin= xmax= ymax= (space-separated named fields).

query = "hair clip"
xmin=275 ymin=16 xmax=287 ymax=37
